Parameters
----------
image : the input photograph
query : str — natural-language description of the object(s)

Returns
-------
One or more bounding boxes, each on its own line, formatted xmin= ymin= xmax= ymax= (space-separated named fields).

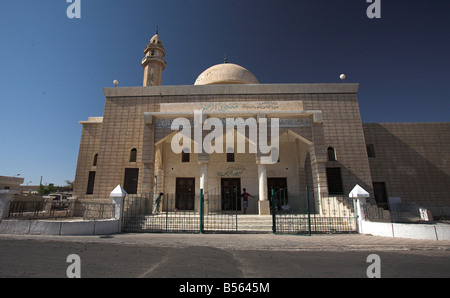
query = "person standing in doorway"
xmin=153 ymin=192 xmax=163 ymax=214
xmin=241 ymin=188 xmax=255 ymax=214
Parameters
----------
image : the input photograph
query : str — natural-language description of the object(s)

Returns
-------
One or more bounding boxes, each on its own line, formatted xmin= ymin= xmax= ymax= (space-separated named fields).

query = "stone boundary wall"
xmin=0 ymin=218 xmax=120 ymax=235
xmin=359 ymin=220 xmax=450 ymax=241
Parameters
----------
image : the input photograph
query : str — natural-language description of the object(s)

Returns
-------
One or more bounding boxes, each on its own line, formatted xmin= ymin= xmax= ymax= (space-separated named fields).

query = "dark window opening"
xmin=129 ymin=148 xmax=137 ymax=162
xmin=326 ymin=167 xmax=344 ymax=195
xmin=124 ymin=168 xmax=139 ymax=194
xmin=366 ymin=144 xmax=376 ymax=158
xmin=373 ymin=182 xmax=388 ymax=209
xmin=182 ymin=152 xmax=190 ymax=163
xmin=327 ymin=147 xmax=336 ymax=161
xmin=93 ymin=154 xmax=98 ymax=166
xmin=226 ymin=152 xmax=235 ymax=162
xmin=86 ymin=171 xmax=96 ymax=195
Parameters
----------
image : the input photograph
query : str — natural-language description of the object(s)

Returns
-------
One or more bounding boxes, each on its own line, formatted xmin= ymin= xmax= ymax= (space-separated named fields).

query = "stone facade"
xmin=73 ymin=86 xmax=450 ymax=212
xmin=73 ymin=83 xmax=375 ymax=214
xmin=363 ymin=122 xmax=450 ymax=204
xmin=0 ymin=176 xmax=25 ymax=192
xmin=72 ymin=33 xmax=450 ymax=214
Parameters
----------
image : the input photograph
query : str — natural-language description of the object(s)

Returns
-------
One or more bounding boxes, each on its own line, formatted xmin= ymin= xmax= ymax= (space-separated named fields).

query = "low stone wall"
xmin=0 ymin=218 xmax=120 ymax=235
xmin=0 ymin=186 xmax=126 ymax=236
xmin=355 ymin=198 xmax=450 ymax=241
xmin=359 ymin=220 xmax=450 ymax=241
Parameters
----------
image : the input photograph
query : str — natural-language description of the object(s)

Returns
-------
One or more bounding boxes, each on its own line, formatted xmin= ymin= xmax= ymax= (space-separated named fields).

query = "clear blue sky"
xmin=1 ymin=0 xmax=449 ymax=186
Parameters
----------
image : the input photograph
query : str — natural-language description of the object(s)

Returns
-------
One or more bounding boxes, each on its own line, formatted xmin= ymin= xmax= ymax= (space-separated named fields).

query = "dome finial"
xmin=224 ymin=53 xmax=228 ymax=64
xmin=156 ymin=25 xmax=159 ymax=35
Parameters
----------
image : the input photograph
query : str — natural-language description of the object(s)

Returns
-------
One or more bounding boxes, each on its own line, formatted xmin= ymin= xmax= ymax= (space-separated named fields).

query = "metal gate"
xmin=121 ymin=189 xmax=356 ymax=234
xmin=122 ymin=193 xmax=200 ymax=233
xmin=121 ymin=189 xmax=242 ymax=233
xmin=271 ymin=187 xmax=357 ymax=235
xmin=199 ymin=188 xmax=239 ymax=233
xmin=270 ymin=187 xmax=312 ymax=235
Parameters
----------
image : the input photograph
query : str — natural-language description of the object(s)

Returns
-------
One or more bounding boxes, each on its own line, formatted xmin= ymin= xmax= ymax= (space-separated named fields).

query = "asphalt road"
xmin=0 ymin=234 xmax=449 ymax=279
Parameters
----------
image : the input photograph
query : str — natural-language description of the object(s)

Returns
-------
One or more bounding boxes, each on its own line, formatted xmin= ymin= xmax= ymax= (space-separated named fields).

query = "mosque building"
xmin=73 ymin=31 xmax=450 ymax=217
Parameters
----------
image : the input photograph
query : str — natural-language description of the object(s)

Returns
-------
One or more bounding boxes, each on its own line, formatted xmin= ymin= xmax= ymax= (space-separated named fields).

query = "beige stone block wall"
xmin=363 ymin=122 xmax=450 ymax=204
xmin=73 ymin=122 xmax=103 ymax=199
xmin=74 ymin=84 xmax=373 ymax=207
xmin=303 ymin=93 xmax=374 ymax=197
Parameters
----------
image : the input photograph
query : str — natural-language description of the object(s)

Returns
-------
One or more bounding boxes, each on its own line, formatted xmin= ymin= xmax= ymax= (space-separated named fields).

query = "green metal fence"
xmin=122 ymin=193 xmax=200 ymax=233
xmin=271 ymin=187 xmax=357 ymax=235
xmin=270 ymin=187 xmax=312 ymax=235
xmin=201 ymin=187 xmax=239 ymax=233
xmin=121 ymin=189 xmax=357 ymax=234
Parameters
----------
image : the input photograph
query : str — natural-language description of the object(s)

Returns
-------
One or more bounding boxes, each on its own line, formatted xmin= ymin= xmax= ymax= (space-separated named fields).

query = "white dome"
xmin=194 ymin=63 xmax=259 ymax=85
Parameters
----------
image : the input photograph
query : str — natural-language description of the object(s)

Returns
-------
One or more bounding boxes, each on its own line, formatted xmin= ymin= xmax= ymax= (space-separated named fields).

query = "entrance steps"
xmin=233 ymin=215 xmax=273 ymax=233
xmin=124 ymin=213 xmax=274 ymax=233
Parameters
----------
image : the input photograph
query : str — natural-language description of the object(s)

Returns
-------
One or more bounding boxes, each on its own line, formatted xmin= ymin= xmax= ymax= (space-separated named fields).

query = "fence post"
xmin=110 ymin=185 xmax=127 ymax=233
xmin=271 ymin=188 xmax=276 ymax=234
xmin=354 ymin=197 xmax=367 ymax=234
xmin=43 ymin=196 xmax=53 ymax=216
xmin=200 ymin=189 xmax=204 ymax=234
xmin=67 ymin=197 xmax=76 ymax=217
xmin=0 ymin=191 xmax=15 ymax=220
xmin=165 ymin=193 xmax=169 ymax=232
xmin=306 ymin=186 xmax=311 ymax=236
xmin=234 ymin=187 xmax=238 ymax=232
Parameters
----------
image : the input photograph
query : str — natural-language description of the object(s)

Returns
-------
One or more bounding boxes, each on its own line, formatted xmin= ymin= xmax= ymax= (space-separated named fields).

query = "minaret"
xmin=142 ymin=27 xmax=166 ymax=86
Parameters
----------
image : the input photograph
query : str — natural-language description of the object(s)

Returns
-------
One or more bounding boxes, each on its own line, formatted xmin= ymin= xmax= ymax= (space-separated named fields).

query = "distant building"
xmin=73 ymin=32 xmax=450 ymax=216
xmin=19 ymin=185 xmax=40 ymax=195
xmin=0 ymin=176 xmax=24 ymax=194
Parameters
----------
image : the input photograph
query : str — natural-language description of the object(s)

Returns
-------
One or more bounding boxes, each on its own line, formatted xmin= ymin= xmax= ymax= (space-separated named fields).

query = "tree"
xmin=64 ymin=180 xmax=74 ymax=191
xmin=37 ymin=183 xmax=57 ymax=195
xmin=37 ymin=184 xmax=46 ymax=195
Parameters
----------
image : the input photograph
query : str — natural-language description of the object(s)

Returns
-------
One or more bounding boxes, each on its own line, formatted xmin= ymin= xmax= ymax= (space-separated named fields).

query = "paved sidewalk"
xmin=1 ymin=233 xmax=450 ymax=251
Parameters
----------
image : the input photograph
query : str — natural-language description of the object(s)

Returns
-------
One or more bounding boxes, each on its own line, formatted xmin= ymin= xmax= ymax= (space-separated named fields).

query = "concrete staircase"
xmin=233 ymin=215 xmax=273 ymax=233
xmin=123 ymin=213 xmax=274 ymax=233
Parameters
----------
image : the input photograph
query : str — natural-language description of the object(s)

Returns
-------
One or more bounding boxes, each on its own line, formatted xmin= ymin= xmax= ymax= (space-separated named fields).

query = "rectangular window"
xmin=326 ymin=167 xmax=344 ymax=195
xmin=373 ymin=182 xmax=388 ymax=209
xmin=226 ymin=152 xmax=235 ymax=162
xmin=182 ymin=152 xmax=190 ymax=163
xmin=124 ymin=168 xmax=139 ymax=194
xmin=86 ymin=171 xmax=96 ymax=194
xmin=366 ymin=144 xmax=376 ymax=158
xmin=129 ymin=149 xmax=137 ymax=162
xmin=327 ymin=147 xmax=336 ymax=161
